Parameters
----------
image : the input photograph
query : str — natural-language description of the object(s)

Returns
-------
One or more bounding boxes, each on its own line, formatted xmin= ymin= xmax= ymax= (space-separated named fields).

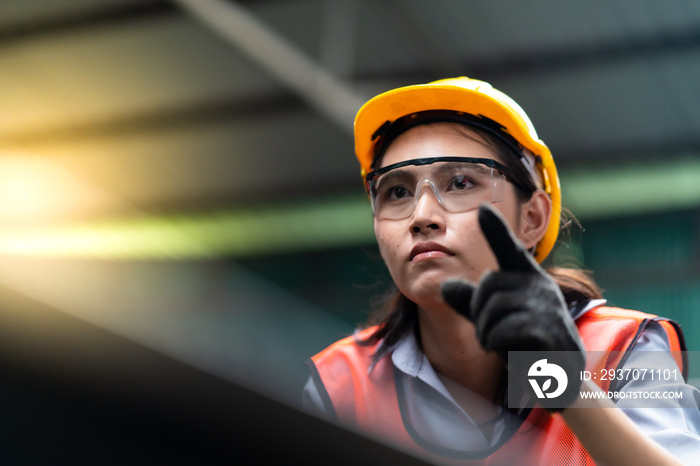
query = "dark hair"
xmin=359 ymin=113 xmax=603 ymax=357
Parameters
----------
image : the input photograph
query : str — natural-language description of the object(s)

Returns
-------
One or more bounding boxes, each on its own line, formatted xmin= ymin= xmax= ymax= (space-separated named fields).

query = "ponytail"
xmin=547 ymin=266 xmax=603 ymax=304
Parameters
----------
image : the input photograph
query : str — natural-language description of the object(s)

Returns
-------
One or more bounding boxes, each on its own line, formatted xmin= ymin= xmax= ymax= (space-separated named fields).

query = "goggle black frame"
xmin=364 ymin=156 xmax=527 ymax=194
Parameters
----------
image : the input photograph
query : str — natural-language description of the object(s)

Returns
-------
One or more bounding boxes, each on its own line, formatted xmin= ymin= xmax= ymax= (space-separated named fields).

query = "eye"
xmin=385 ymin=185 xmax=412 ymax=200
xmin=449 ymin=175 xmax=475 ymax=191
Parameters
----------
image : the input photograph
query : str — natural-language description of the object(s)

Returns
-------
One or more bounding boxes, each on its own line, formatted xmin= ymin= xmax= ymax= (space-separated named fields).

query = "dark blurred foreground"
xmin=0 ymin=284 xmax=428 ymax=465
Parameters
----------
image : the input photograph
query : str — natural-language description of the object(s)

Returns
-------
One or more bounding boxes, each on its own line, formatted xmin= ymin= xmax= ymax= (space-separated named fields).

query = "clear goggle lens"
xmin=366 ymin=158 xmax=508 ymax=220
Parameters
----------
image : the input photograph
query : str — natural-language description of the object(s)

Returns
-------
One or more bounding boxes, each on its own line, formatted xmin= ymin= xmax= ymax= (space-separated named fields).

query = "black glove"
xmin=441 ymin=204 xmax=584 ymax=411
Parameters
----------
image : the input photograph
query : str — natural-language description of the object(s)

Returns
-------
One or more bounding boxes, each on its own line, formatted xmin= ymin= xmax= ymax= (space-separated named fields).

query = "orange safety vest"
xmin=308 ymin=305 xmax=686 ymax=465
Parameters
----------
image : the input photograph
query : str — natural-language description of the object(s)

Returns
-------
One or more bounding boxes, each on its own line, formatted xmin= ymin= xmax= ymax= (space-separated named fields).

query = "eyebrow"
xmin=431 ymin=161 xmax=490 ymax=177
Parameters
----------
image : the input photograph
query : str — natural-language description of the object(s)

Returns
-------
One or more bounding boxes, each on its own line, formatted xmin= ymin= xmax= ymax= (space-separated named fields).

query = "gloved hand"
xmin=441 ymin=204 xmax=584 ymax=411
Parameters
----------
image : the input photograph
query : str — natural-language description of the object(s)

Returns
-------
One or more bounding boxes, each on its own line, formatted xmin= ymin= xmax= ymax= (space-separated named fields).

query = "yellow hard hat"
xmin=353 ymin=77 xmax=561 ymax=263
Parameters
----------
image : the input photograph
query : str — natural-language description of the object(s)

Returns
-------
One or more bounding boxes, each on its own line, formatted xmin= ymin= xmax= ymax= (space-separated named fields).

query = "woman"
xmin=303 ymin=77 xmax=699 ymax=465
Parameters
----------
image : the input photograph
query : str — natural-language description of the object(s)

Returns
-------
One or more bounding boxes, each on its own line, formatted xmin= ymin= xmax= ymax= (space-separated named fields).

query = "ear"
xmin=518 ymin=190 xmax=552 ymax=250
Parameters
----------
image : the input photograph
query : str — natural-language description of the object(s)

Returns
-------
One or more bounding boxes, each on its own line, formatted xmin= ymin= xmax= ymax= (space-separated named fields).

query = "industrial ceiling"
xmin=2 ymin=0 xmax=700 ymax=258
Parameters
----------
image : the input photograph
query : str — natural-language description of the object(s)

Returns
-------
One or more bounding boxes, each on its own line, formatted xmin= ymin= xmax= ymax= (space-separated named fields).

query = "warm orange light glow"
xmin=0 ymin=153 xmax=116 ymax=227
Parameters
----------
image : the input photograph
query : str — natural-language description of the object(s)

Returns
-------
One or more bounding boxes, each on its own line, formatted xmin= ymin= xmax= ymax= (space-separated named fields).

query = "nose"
xmin=409 ymin=180 xmax=446 ymax=234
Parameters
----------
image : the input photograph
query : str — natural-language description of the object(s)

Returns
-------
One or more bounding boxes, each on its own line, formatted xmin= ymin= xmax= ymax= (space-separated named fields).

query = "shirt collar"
xmin=391 ymin=329 xmax=424 ymax=377
xmin=571 ymin=298 xmax=607 ymax=320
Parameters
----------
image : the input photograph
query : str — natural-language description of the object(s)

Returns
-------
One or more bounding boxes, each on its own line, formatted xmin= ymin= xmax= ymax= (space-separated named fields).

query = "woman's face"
xmin=373 ymin=123 xmax=527 ymax=311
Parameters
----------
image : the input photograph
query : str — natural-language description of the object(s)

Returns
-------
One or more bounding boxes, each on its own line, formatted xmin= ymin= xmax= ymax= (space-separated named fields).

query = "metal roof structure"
xmin=2 ymin=0 xmax=700 ymax=257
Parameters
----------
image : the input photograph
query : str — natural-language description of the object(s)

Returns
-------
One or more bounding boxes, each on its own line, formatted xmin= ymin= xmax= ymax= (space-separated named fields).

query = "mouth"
xmin=410 ymin=242 xmax=454 ymax=262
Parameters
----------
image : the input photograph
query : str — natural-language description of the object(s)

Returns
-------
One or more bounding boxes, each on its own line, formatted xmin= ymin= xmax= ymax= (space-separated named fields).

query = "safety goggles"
xmin=365 ymin=157 xmax=519 ymax=220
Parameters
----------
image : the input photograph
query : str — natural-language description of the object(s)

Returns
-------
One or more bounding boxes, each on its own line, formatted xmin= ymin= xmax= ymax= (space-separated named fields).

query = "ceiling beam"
xmin=171 ymin=0 xmax=367 ymax=136
xmin=0 ymin=1 xmax=176 ymax=44
xmin=0 ymin=93 xmax=302 ymax=146
xmin=353 ymin=27 xmax=700 ymax=84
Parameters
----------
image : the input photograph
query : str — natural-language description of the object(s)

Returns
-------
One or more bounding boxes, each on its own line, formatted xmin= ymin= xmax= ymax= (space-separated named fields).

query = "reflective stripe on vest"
xmin=308 ymin=305 xmax=686 ymax=465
